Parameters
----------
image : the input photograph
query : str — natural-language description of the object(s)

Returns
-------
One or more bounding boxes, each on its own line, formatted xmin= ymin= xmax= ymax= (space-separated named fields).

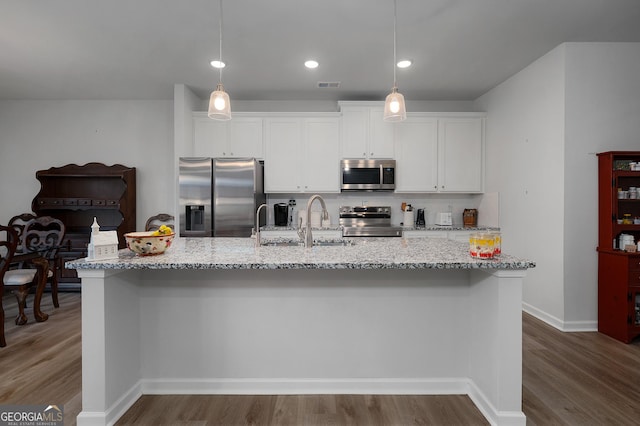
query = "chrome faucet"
xmin=303 ymin=194 xmax=329 ymax=248
xmin=296 ymin=216 xmax=305 ymax=242
xmin=255 ymin=203 xmax=268 ymax=247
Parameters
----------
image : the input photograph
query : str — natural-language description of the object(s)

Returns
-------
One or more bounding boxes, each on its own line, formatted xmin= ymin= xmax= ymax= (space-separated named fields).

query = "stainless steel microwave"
xmin=340 ymin=159 xmax=396 ymax=191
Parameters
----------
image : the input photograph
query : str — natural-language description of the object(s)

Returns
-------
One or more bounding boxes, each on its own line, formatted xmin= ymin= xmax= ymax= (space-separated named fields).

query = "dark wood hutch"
xmin=597 ymin=151 xmax=640 ymax=343
xmin=32 ymin=163 xmax=136 ymax=285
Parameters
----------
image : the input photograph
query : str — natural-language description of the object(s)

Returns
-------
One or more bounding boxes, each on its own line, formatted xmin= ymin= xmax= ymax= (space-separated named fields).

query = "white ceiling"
xmin=2 ymin=0 xmax=640 ymax=102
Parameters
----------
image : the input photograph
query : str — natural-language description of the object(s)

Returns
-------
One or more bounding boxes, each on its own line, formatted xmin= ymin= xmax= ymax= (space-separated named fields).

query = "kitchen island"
xmin=68 ymin=237 xmax=534 ymax=426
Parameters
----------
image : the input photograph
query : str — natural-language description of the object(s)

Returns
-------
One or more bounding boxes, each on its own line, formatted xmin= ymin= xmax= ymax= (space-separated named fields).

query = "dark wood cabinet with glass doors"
xmin=32 ymin=162 xmax=136 ymax=285
xmin=597 ymin=151 xmax=640 ymax=343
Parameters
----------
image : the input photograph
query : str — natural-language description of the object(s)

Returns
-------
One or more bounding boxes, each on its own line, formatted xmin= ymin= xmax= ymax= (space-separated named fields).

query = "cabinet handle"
xmin=363 ymin=152 xmax=366 ymax=156
xmin=441 ymin=185 xmax=445 ymax=189
xmin=230 ymin=152 xmax=233 ymax=156
xmin=434 ymin=186 xmax=437 ymax=189
xmin=370 ymin=152 xmax=374 ymax=156
xmin=223 ymin=152 xmax=226 ymax=155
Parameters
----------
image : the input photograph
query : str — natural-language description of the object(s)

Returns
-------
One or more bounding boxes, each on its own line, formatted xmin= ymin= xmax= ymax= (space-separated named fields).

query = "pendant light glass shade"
xmin=208 ymin=83 xmax=231 ymax=120
xmin=208 ymin=0 xmax=231 ymax=120
xmin=383 ymin=0 xmax=407 ymax=122
xmin=383 ymin=87 xmax=406 ymax=122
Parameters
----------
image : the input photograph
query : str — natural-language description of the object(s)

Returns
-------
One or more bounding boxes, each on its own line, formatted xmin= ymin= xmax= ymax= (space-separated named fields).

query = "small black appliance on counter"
xmin=274 ymin=203 xmax=289 ymax=226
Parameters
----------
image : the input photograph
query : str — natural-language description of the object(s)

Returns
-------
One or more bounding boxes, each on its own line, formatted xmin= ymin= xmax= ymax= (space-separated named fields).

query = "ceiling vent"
xmin=317 ymin=81 xmax=341 ymax=88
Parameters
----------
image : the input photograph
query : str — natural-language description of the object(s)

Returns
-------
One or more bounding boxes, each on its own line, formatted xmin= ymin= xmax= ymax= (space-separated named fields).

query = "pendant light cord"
xmin=218 ymin=0 xmax=223 ymax=83
xmin=393 ymin=0 xmax=397 ymax=89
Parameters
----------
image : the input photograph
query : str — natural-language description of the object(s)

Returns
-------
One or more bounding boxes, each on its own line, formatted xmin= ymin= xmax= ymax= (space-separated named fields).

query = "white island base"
xmin=77 ymin=267 xmax=526 ymax=426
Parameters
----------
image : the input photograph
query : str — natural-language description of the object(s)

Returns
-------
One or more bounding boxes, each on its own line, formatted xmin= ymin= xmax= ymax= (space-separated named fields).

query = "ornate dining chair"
xmin=0 ymin=225 xmax=16 ymax=347
xmin=145 ymin=213 xmax=175 ymax=232
xmin=8 ymin=213 xmax=36 ymax=245
xmin=1 ymin=224 xmax=49 ymax=347
xmin=9 ymin=214 xmax=66 ymax=308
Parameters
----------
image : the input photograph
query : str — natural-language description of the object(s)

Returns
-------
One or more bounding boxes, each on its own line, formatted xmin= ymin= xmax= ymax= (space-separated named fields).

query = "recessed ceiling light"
xmin=210 ymin=60 xmax=225 ymax=69
xmin=305 ymin=60 xmax=319 ymax=69
xmin=397 ymin=59 xmax=412 ymax=68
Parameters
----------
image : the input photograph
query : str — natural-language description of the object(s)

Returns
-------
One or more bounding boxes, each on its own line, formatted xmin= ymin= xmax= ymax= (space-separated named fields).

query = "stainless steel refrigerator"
xmin=179 ymin=157 xmax=266 ymax=237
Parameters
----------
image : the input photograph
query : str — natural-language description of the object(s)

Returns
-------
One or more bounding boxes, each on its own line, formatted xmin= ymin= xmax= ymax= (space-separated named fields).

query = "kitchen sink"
xmin=260 ymin=240 xmax=303 ymax=247
xmin=312 ymin=239 xmax=354 ymax=247
xmin=260 ymin=239 xmax=354 ymax=247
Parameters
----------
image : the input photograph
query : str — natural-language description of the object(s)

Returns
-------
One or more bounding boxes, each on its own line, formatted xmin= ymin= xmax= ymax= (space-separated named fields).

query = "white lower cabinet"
xmin=395 ymin=114 xmax=484 ymax=193
xmin=402 ymin=230 xmax=473 ymax=241
xmin=447 ymin=231 xmax=474 ymax=242
xmin=402 ymin=230 xmax=448 ymax=239
xmin=264 ymin=116 xmax=340 ymax=193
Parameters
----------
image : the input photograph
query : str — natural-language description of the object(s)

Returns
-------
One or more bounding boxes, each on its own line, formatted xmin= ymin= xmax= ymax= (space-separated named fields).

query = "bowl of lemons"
xmin=124 ymin=225 xmax=175 ymax=256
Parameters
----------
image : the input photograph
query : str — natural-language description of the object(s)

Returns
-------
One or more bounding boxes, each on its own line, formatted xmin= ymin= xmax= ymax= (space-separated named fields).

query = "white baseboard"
xmin=79 ymin=378 xmax=526 ymax=425
xmin=522 ymin=303 xmax=598 ymax=332
xmin=141 ymin=377 xmax=469 ymax=395
xmin=467 ymin=380 xmax=526 ymax=426
xmin=141 ymin=377 xmax=524 ymax=425
xmin=76 ymin=381 xmax=142 ymax=426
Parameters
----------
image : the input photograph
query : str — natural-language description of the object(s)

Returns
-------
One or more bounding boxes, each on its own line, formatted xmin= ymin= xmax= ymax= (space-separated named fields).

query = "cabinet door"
xmin=341 ymin=107 xmax=369 ymax=158
xmin=303 ymin=118 xmax=340 ymax=192
xmin=394 ymin=117 xmax=438 ymax=192
xmin=193 ymin=117 xmax=227 ymax=157
xmin=438 ymin=118 xmax=483 ymax=192
xmin=229 ymin=117 xmax=264 ymax=159
xmin=341 ymin=106 xmax=394 ymax=159
xmin=264 ymin=118 xmax=302 ymax=192
xmin=448 ymin=231 xmax=473 ymax=242
xmin=403 ymin=231 xmax=448 ymax=239
xmin=368 ymin=107 xmax=395 ymax=158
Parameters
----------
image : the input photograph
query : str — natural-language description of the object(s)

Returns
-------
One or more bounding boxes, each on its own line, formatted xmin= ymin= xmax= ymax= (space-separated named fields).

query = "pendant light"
xmin=208 ymin=0 xmax=231 ymax=120
xmin=383 ymin=0 xmax=407 ymax=122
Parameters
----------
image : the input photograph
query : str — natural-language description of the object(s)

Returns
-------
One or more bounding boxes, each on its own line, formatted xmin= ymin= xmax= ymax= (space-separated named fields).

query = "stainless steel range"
xmin=339 ymin=206 xmax=403 ymax=237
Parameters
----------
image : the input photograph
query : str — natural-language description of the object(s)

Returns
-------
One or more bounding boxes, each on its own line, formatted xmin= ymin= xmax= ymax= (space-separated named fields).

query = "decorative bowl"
xmin=124 ymin=231 xmax=175 ymax=256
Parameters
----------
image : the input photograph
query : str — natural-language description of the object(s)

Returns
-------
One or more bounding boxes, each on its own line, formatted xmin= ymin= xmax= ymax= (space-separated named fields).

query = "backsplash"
xmin=266 ymin=192 xmax=499 ymax=228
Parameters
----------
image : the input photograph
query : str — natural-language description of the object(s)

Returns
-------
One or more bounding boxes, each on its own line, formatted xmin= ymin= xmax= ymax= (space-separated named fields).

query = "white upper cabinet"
xmin=394 ymin=116 xmax=438 ymax=192
xmin=264 ymin=115 xmax=340 ymax=193
xmin=395 ymin=113 xmax=484 ymax=193
xmin=193 ymin=114 xmax=264 ymax=159
xmin=191 ymin=107 xmax=483 ymax=194
xmin=340 ymin=102 xmax=394 ymax=159
xmin=438 ymin=117 xmax=484 ymax=192
xmin=303 ymin=117 xmax=341 ymax=192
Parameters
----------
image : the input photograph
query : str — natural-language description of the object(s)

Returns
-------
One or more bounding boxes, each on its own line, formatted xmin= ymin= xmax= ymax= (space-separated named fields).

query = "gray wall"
xmin=475 ymin=45 xmax=567 ymax=328
xmin=563 ymin=43 xmax=640 ymax=326
xmin=477 ymin=42 xmax=640 ymax=330
xmin=0 ymin=100 xmax=174 ymax=229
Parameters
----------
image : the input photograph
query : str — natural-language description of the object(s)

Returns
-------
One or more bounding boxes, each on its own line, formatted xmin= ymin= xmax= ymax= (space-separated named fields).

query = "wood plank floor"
xmin=1 ymin=292 xmax=639 ymax=425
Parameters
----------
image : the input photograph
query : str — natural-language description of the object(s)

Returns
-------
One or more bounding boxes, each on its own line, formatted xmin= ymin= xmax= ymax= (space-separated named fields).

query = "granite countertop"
xmin=67 ymin=237 xmax=534 ymax=271
xmin=259 ymin=225 xmax=342 ymax=232
xmin=261 ymin=225 xmax=499 ymax=232
xmin=403 ymin=225 xmax=501 ymax=231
